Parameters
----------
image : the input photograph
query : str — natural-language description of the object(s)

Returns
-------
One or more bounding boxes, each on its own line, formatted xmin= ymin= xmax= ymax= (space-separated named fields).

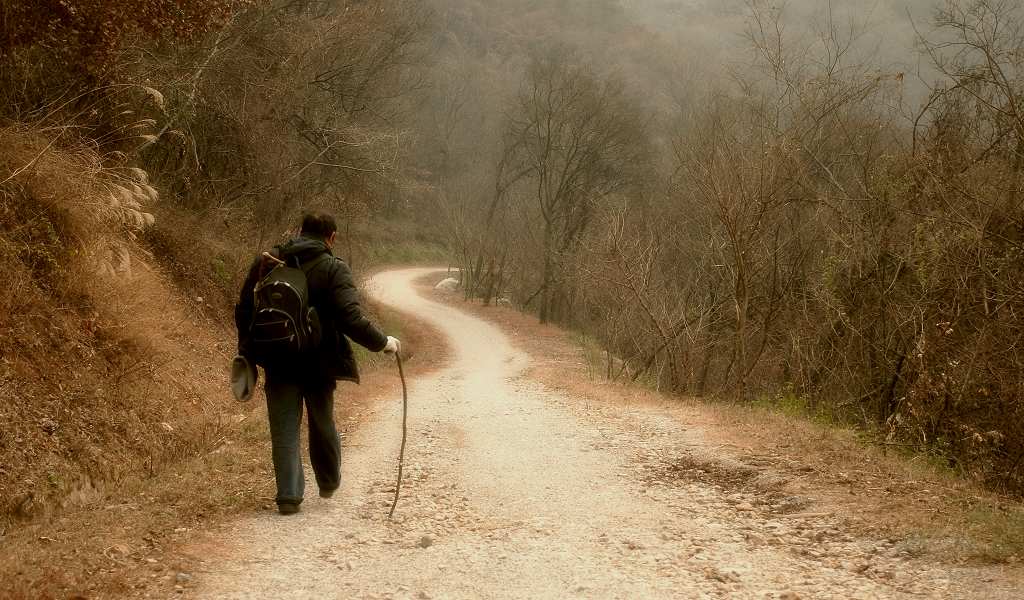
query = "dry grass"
xmin=0 ymin=125 xmax=220 ymax=528
xmin=0 ymin=123 xmax=447 ymax=597
xmin=423 ymin=275 xmax=1024 ymax=567
xmin=0 ymin=282 xmax=445 ymax=599
xmin=0 ymin=125 xmax=237 ymax=596
xmin=0 ymin=126 xmax=156 ymax=272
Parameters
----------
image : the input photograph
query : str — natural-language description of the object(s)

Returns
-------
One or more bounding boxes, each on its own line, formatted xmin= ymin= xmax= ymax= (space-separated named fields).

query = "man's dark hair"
xmin=300 ymin=212 xmax=337 ymax=240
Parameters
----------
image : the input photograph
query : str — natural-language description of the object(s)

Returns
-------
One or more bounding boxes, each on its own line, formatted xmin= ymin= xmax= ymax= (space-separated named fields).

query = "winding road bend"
xmin=195 ymin=267 xmax=1017 ymax=599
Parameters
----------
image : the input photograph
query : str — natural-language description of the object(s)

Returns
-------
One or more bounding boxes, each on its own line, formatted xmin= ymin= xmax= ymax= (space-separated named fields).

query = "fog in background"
xmin=417 ymin=0 xmax=1024 ymax=490
xmin=423 ymin=0 xmax=948 ymax=139
xmin=627 ymin=0 xmax=934 ymax=59
xmin=624 ymin=0 xmax=944 ymax=107
xmin=416 ymin=0 xmax=958 ymax=192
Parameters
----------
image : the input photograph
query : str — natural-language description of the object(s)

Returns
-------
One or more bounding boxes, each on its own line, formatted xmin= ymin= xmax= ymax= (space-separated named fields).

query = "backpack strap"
xmin=299 ymin=252 xmax=332 ymax=274
xmin=298 ymin=253 xmax=333 ymax=304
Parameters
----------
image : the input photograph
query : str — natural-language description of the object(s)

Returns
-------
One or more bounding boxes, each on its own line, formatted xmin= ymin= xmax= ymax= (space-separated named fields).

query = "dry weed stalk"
xmin=0 ymin=125 xmax=157 ymax=277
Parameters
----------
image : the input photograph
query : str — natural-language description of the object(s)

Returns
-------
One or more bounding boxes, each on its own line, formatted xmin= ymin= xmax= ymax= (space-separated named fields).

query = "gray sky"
xmin=615 ymin=0 xmax=942 ymax=105
xmin=624 ymin=0 xmax=935 ymax=59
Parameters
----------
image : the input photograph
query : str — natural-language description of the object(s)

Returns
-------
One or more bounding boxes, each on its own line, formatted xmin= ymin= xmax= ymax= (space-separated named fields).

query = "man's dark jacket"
xmin=234 ymin=236 xmax=387 ymax=383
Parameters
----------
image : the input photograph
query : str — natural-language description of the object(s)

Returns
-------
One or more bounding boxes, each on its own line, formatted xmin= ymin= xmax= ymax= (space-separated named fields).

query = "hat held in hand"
xmin=230 ymin=355 xmax=257 ymax=402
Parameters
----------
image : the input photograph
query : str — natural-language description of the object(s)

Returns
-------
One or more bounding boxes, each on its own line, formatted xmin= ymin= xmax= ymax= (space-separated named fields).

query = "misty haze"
xmin=2 ymin=0 xmax=1023 ymax=597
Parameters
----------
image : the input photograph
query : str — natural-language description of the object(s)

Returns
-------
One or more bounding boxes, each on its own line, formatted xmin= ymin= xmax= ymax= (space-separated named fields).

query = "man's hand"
xmin=383 ymin=336 xmax=402 ymax=355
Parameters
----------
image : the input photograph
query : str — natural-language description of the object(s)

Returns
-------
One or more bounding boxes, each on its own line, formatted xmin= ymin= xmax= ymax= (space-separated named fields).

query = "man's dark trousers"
xmin=264 ymin=371 xmax=341 ymax=506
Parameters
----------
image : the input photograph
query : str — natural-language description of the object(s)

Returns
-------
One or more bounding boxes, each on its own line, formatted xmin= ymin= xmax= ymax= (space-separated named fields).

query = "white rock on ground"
xmin=434 ymin=277 xmax=459 ymax=292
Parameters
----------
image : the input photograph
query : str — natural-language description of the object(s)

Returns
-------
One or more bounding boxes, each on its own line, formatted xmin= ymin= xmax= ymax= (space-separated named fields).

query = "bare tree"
xmin=501 ymin=49 xmax=647 ymax=323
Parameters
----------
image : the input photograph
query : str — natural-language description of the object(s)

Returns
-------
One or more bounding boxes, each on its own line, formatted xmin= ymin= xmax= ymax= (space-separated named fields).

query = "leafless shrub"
xmin=444 ymin=0 xmax=1024 ymax=492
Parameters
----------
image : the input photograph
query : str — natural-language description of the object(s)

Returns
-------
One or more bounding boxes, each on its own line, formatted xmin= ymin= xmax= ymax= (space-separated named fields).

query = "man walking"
xmin=235 ymin=212 xmax=400 ymax=515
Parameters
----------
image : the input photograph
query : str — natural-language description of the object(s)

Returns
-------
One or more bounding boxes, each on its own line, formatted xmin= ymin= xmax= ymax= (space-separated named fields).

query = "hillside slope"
xmin=0 ymin=125 xmax=439 ymax=597
xmin=1 ymin=126 xmax=237 ymax=526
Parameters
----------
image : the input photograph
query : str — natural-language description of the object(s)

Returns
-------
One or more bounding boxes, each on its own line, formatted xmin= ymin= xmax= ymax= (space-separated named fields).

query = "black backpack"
xmin=248 ymin=255 xmax=323 ymax=366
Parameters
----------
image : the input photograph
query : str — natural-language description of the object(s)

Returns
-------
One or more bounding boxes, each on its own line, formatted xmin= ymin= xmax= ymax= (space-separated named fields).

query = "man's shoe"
xmin=277 ymin=502 xmax=300 ymax=515
xmin=319 ymin=487 xmax=337 ymax=499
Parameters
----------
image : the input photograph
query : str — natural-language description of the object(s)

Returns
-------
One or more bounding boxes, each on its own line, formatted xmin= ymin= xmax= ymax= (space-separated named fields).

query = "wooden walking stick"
xmin=387 ymin=351 xmax=408 ymax=519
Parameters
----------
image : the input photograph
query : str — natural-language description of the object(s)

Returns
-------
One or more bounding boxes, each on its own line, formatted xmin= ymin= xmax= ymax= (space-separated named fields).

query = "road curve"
xmin=194 ymin=267 xmax=1015 ymax=599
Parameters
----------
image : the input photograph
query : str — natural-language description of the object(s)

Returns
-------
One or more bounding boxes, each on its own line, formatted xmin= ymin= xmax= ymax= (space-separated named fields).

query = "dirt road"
xmin=195 ymin=268 xmax=1018 ymax=599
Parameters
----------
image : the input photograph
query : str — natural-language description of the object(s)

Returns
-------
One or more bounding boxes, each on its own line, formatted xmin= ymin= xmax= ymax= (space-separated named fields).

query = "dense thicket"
xmin=437 ymin=0 xmax=1024 ymax=493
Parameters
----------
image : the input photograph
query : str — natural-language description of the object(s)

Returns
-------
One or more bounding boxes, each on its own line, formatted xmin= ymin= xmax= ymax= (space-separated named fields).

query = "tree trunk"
xmin=540 ymin=224 xmax=554 ymax=324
